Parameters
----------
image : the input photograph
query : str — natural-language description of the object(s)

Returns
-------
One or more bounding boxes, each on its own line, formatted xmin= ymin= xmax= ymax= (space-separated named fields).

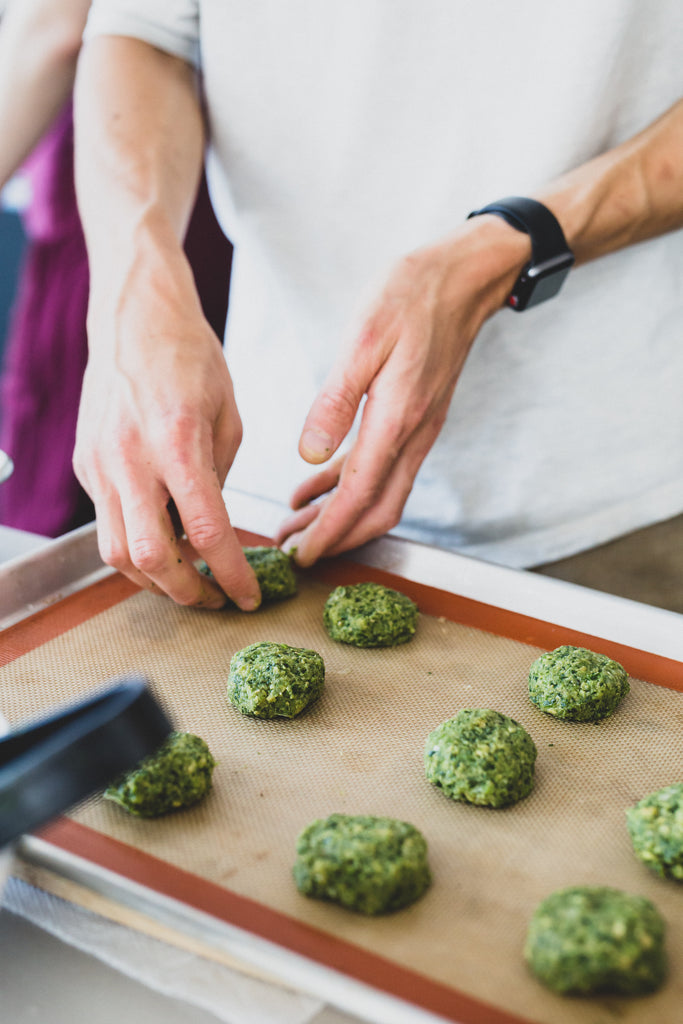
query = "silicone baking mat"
xmin=2 ymin=536 xmax=682 ymax=1024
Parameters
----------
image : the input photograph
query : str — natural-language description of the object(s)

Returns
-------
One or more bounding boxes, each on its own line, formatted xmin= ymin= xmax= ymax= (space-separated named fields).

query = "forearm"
xmin=74 ymin=35 xmax=205 ymax=327
xmin=537 ymin=98 xmax=683 ymax=265
xmin=0 ymin=0 xmax=89 ymax=188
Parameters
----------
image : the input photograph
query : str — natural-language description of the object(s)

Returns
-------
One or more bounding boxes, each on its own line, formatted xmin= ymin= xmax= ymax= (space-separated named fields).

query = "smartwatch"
xmin=467 ymin=196 xmax=574 ymax=311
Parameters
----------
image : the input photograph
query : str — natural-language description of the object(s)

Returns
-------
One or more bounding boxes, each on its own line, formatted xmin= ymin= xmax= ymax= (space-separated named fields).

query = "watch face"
xmin=510 ymin=253 xmax=574 ymax=311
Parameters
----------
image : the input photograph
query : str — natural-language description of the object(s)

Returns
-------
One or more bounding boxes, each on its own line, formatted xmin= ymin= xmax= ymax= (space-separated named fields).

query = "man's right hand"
xmin=74 ymin=239 xmax=261 ymax=611
xmin=74 ymin=36 xmax=260 ymax=611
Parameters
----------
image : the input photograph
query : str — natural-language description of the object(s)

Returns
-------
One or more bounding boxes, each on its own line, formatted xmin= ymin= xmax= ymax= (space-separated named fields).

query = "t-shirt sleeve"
xmin=84 ymin=0 xmax=200 ymax=67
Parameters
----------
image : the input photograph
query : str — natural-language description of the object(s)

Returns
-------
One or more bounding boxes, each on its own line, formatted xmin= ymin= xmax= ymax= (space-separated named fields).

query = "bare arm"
xmin=0 ymin=0 xmax=90 ymax=188
xmin=540 ymin=98 xmax=683 ymax=262
xmin=276 ymin=98 xmax=683 ymax=565
xmin=74 ymin=35 xmax=260 ymax=610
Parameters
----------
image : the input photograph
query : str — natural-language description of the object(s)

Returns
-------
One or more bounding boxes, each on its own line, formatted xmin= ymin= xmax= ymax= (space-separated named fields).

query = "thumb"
xmin=299 ymin=364 xmax=369 ymax=465
xmin=300 ymin=318 xmax=385 ymax=463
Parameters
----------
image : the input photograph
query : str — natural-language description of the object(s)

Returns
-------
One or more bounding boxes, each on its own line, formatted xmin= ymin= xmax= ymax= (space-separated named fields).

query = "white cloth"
xmin=2 ymin=877 xmax=322 ymax=1024
xmin=84 ymin=0 xmax=683 ymax=567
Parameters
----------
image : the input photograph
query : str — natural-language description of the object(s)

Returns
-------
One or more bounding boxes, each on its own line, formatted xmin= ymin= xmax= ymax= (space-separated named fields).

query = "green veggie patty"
xmin=293 ymin=813 xmax=431 ymax=915
xmin=228 ymin=641 xmax=324 ymax=718
xmin=626 ymin=783 xmax=683 ymax=881
xmin=524 ymin=885 xmax=667 ymax=996
xmin=424 ymin=708 xmax=537 ymax=808
xmin=323 ymin=582 xmax=418 ymax=648
xmin=528 ymin=645 xmax=629 ymax=722
xmin=103 ymin=731 xmax=216 ymax=818
xmin=199 ymin=545 xmax=297 ymax=604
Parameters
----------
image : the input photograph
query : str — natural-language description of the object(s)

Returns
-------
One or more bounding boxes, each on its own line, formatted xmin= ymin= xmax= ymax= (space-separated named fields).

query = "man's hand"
xmin=274 ymin=217 xmax=530 ymax=565
xmin=277 ymin=97 xmax=683 ymax=567
xmin=74 ymin=243 xmax=261 ymax=610
xmin=74 ymin=36 xmax=260 ymax=610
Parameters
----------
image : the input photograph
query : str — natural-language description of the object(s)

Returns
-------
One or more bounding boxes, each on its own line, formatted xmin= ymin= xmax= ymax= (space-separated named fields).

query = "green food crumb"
xmin=424 ymin=709 xmax=536 ymax=808
xmin=323 ymin=582 xmax=418 ymax=648
xmin=199 ymin=546 xmax=297 ymax=604
xmin=626 ymin=783 xmax=683 ymax=881
xmin=524 ymin=886 xmax=667 ymax=996
xmin=528 ymin=645 xmax=629 ymax=722
xmin=228 ymin=641 xmax=324 ymax=719
xmin=293 ymin=813 xmax=431 ymax=915
xmin=103 ymin=731 xmax=216 ymax=818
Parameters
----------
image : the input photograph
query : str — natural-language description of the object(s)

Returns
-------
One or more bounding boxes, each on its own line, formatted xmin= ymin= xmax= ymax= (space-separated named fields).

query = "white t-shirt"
xmin=84 ymin=1 xmax=683 ymax=567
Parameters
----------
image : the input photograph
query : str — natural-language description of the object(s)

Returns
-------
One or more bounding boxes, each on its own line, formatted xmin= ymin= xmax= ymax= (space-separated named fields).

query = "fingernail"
xmin=290 ymin=537 xmax=315 ymax=568
xmin=280 ymin=535 xmax=300 ymax=558
xmin=300 ymin=428 xmax=334 ymax=463
xmin=238 ymin=593 xmax=262 ymax=613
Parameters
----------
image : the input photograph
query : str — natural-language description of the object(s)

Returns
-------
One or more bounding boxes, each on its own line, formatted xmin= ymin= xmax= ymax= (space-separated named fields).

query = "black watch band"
xmin=468 ymin=196 xmax=574 ymax=311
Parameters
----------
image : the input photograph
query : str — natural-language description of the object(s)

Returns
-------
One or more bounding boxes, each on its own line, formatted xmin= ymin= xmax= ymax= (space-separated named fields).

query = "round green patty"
xmin=528 ymin=645 xmax=629 ymax=722
xmin=228 ymin=641 xmax=324 ymax=718
xmin=103 ymin=731 xmax=216 ymax=818
xmin=323 ymin=582 xmax=418 ymax=648
xmin=424 ymin=709 xmax=536 ymax=808
xmin=293 ymin=813 xmax=431 ymax=915
xmin=626 ymin=783 xmax=683 ymax=881
xmin=199 ymin=545 xmax=297 ymax=604
xmin=524 ymin=886 xmax=667 ymax=996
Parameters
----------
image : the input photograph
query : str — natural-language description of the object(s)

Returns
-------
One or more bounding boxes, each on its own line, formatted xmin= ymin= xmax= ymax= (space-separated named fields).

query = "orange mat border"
xmin=4 ymin=531 xmax=682 ymax=1024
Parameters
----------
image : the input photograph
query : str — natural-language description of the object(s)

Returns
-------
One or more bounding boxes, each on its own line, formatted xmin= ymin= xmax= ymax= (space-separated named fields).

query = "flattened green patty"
xmin=293 ymin=813 xmax=431 ymax=915
xmin=626 ymin=783 xmax=683 ymax=881
xmin=104 ymin=731 xmax=216 ymax=818
xmin=199 ymin=546 xmax=297 ymax=604
xmin=323 ymin=582 xmax=418 ymax=648
xmin=528 ymin=645 xmax=629 ymax=722
xmin=228 ymin=641 xmax=324 ymax=718
xmin=424 ymin=709 xmax=536 ymax=808
xmin=524 ymin=886 xmax=667 ymax=996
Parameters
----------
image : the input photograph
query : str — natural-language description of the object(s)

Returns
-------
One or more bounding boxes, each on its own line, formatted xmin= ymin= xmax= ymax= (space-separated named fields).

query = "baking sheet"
xmin=1 ymin=549 xmax=682 ymax=1024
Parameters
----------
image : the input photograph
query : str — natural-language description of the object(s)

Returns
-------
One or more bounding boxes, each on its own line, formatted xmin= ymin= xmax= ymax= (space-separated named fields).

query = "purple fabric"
xmin=0 ymin=101 xmax=233 ymax=539
xmin=0 ymin=102 xmax=92 ymax=536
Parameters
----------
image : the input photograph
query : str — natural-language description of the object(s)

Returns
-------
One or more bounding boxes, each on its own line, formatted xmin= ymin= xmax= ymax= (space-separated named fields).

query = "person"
xmin=73 ymin=3 xmax=683 ymax=612
xmin=0 ymin=0 xmax=92 ymax=536
xmin=0 ymin=0 xmax=231 ymax=537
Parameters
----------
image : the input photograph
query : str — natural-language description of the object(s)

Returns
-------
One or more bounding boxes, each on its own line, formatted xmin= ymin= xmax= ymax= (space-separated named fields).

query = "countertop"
xmin=1 ymin=499 xmax=681 ymax=1024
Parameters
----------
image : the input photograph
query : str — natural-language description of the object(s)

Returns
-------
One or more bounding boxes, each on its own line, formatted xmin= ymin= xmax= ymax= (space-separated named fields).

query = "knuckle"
xmin=319 ymin=381 xmax=360 ymax=425
xmin=347 ymin=478 xmax=382 ymax=514
xmin=128 ymin=536 xmax=168 ymax=575
xmin=173 ymin=585 xmax=206 ymax=609
xmin=374 ymin=507 xmax=402 ymax=535
xmin=184 ymin=513 xmax=226 ymax=552
xmin=98 ymin=535 xmax=127 ymax=570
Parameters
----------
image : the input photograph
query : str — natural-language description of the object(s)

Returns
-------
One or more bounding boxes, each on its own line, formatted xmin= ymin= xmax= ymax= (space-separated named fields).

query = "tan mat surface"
xmin=1 ymin=560 xmax=682 ymax=1024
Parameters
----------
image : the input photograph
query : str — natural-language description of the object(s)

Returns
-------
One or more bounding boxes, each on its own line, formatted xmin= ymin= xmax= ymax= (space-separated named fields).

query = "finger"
xmin=212 ymin=381 xmax=243 ymax=487
xmin=298 ymin=320 xmax=385 ymax=465
xmin=118 ymin=476 xmax=231 ymax=609
xmin=165 ymin=458 xmax=261 ymax=612
xmin=273 ymin=501 xmax=321 ymax=548
xmin=293 ymin=394 xmax=447 ymax=566
xmin=90 ymin=484 xmax=165 ymax=596
xmin=292 ymin=392 xmax=404 ymax=565
xmin=288 ymin=454 xmax=346 ymax=510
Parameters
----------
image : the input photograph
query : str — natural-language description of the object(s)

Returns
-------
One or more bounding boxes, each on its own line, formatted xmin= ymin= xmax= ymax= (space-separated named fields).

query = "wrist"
xmin=87 ymin=207 xmax=198 ymax=339
xmin=458 ymin=215 xmax=533 ymax=318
